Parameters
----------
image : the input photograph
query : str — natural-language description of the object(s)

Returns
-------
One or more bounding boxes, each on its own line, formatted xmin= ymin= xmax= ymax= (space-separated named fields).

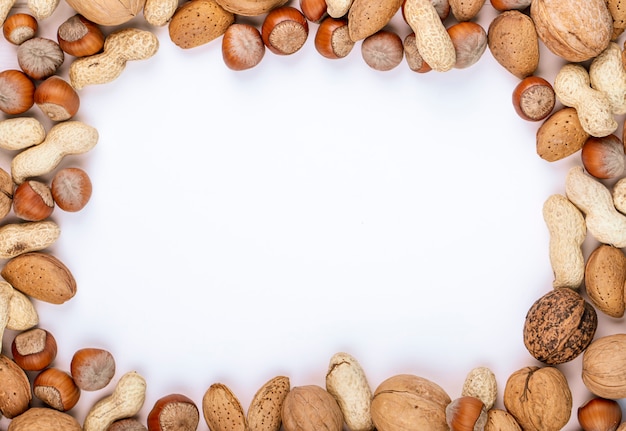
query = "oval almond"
xmin=585 ymin=244 xmax=626 ymax=317
xmin=1 ymin=252 xmax=76 ymax=304
xmin=487 ymin=10 xmax=539 ymax=79
xmin=536 ymin=107 xmax=589 ymax=162
xmin=169 ymin=0 xmax=235 ymax=49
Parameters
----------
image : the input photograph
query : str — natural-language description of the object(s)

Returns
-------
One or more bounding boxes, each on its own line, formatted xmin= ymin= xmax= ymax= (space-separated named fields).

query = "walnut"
xmin=503 ymin=366 xmax=572 ymax=431
xmin=582 ymin=333 xmax=626 ymax=399
xmin=523 ymin=287 xmax=597 ymax=365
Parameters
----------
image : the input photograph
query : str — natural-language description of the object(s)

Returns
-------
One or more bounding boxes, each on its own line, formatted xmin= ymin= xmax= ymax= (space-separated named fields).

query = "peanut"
xmin=3 ymin=281 xmax=38 ymax=330
xmin=0 ymin=220 xmax=60 ymax=259
xmin=613 ymin=176 xmax=626 ymax=213
xmin=11 ymin=121 xmax=98 ymax=184
xmin=0 ymin=117 xmax=46 ymax=151
xmin=0 ymin=0 xmax=16 ymax=26
xmin=589 ymin=42 xmax=626 ymax=115
xmin=403 ymin=0 xmax=456 ymax=72
xmin=326 ymin=0 xmax=353 ymax=18
xmin=143 ymin=0 xmax=178 ymax=26
xmin=27 ymin=0 xmax=59 ymax=19
xmin=461 ymin=367 xmax=497 ymax=411
xmin=69 ymin=28 xmax=159 ymax=90
xmin=565 ymin=166 xmax=626 ymax=247
xmin=542 ymin=194 xmax=586 ymax=289
xmin=553 ymin=63 xmax=617 ymax=137
xmin=83 ymin=371 xmax=147 ymax=431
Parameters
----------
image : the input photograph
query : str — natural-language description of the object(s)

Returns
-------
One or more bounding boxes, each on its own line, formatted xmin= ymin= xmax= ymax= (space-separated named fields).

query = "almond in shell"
xmin=203 ymin=383 xmax=247 ymax=431
xmin=585 ymin=244 xmax=626 ymax=318
xmin=536 ymin=107 xmax=589 ymax=162
xmin=0 ymin=354 xmax=32 ymax=419
xmin=347 ymin=0 xmax=404 ymax=42
xmin=215 ymin=0 xmax=288 ymax=15
xmin=487 ymin=10 xmax=539 ymax=79
xmin=281 ymin=385 xmax=343 ymax=431
xmin=1 ymin=252 xmax=76 ymax=305
xmin=248 ymin=376 xmax=290 ymax=431
xmin=169 ymin=0 xmax=235 ymax=49
xmin=7 ymin=407 xmax=82 ymax=431
xmin=449 ymin=0 xmax=485 ymax=21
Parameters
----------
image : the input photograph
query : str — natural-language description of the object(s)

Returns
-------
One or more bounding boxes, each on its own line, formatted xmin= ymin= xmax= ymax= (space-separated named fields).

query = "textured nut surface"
xmin=65 ymin=0 xmax=146 ymax=26
xmin=461 ymin=367 xmax=497 ymax=411
xmin=2 ymin=280 xmax=38 ymax=330
xmin=203 ymin=383 xmax=247 ymax=431
xmin=484 ymin=408 xmax=522 ymax=431
xmin=7 ymin=407 xmax=82 ymax=431
xmin=542 ymin=194 xmax=586 ymax=289
xmin=371 ymin=374 xmax=450 ymax=431
xmin=585 ymin=244 xmax=626 ymax=317
xmin=523 ymin=287 xmax=597 ymax=365
xmin=536 ymin=107 xmax=589 ymax=162
xmin=503 ymin=366 xmax=572 ymax=431
xmin=0 ymin=354 xmax=32 ymax=419
xmin=2 ymin=252 xmax=77 ymax=305
xmin=282 ymin=385 xmax=343 ymax=431
xmin=0 ymin=117 xmax=45 ymax=151
xmin=487 ymin=10 xmax=539 ymax=79
xmin=582 ymin=333 xmax=626 ymax=399
xmin=168 ymin=0 xmax=234 ymax=49
xmin=248 ymin=376 xmax=290 ymax=431
xmin=0 ymin=220 xmax=60 ymax=259
xmin=347 ymin=0 xmax=404 ymax=42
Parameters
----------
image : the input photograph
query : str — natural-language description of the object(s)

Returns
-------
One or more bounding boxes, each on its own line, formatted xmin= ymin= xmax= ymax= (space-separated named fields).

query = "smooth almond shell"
xmin=281 ymin=385 xmax=343 ymax=431
xmin=203 ymin=383 xmax=247 ymax=431
xmin=582 ymin=334 xmax=626 ymax=399
xmin=169 ymin=0 xmax=235 ymax=49
xmin=348 ymin=0 xmax=404 ymax=42
xmin=1 ymin=252 xmax=76 ymax=304
xmin=215 ymin=0 xmax=288 ymax=15
xmin=536 ymin=107 xmax=589 ymax=162
xmin=64 ymin=0 xmax=146 ymax=26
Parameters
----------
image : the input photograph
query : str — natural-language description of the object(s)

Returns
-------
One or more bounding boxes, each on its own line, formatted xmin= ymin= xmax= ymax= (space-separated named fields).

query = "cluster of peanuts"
xmin=2 ymin=0 xmax=626 ymax=430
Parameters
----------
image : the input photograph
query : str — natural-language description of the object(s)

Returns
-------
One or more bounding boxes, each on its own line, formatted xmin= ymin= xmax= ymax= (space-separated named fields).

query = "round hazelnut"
xmin=17 ymin=37 xmax=65 ymax=80
xmin=314 ymin=17 xmax=354 ymax=59
xmin=33 ymin=367 xmax=81 ymax=412
xmin=403 ymin=33 xmax=431 ymax=73
xmin=512 ymin=76 xmax=556 ymax=121
xmin=12 ymin=180 xmax=55 ymax=222
xmin=578 ymin=397 xmax=622 ymax=431
xmin=445 ymin=396 xmax=487 ymax=431
xmin=3 ymin=13 xmax=38 ymax=45
xmin=147 ymin=394 xmax=200 ymax=431
xmin=300 ymin=0 xmax=327 ymax=22
xmin=70 ymin=347 xmax=116 ymax=391
xmin=11 ymin=328 xmax=58 ymax=371
xmin=361 ymin=30 xmax=404 ymax=71
xmin=34 ymin=75 xmax=80 ymax=121
xmin=0 ymin=69 xmax=35 ymax=115
xmin=261 ymin=6 xmax=309 ymax=55
xmin=57 ymin=14 xmax=105 ymax=57
xmin=447 ymin=21 xmax=487 ymax=69
xmin=221 ymin=23 xmax=265 ymax=71
xmin=51 ymin=167 xmax=93 ymax=212
xmin=581 ymin=134 xmax=626 ymax=179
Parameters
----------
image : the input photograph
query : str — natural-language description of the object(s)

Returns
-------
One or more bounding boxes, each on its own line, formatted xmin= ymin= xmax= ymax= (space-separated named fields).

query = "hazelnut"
xmin=11 ymin=328 xmax=57 ymax=371
xmin=3 ymin=13 xmax=38 ymax=45
xmin=261 ymin=6 xmax=309 ymax=55
xmin=447 ymin=21 xmax=487 ymax=69
xmin=51 ymin=167 xmax=93 ymax=212
xmin=34 ymin=75 xmax=80 ymax=121
xmin=300 ymin=0 xmax=327 ymax=22
xmin=147 ymin=393 xmax=200 ymax=431
xmin=446 ymin=396 xmax=487 ymax=431
xmin=314 ymin=17 xmax=354 ymax=59
xmin=361 ymin=30 xmax=404 ymax=71
xmin=512 ymin=76 xmax=556 ymax=122
xmin=403 ymin=33 xmax=431 ymax=73
xmin=70 ymin=347 xmax=116 ymax=391
xmin=57 ymin=14 xmax=105 ymax=57
xmin=17 ymin=37 xmax=65 ymax=80
xmin=578 ymin=397 xmax=622 ymax=431
xmin=581 ymin=134 xmax=626 ymax=179
xmin=0 ymin=69 xmax=35 ymax=115
xmin=221 ymin=23 xmax=265 ymax=71
xmin=33 ymin=367 xmax=81 ymax=412
xmin=12 ymin=180 xmax=55 ymax=222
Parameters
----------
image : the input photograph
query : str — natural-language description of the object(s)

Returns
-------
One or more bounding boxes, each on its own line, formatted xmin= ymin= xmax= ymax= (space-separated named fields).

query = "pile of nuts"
xmin=2 ymin=0 xmax=626 ymax=430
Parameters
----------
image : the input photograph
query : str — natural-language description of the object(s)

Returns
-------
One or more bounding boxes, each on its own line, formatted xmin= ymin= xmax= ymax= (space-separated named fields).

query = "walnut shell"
xmin=531 ymin=0 xmax=612 ymax=62
xmin=503 ymin=366 xmax=572 ymax=431
xmin=281 ymin=385 xmax=343 ymax=431
xmin=582 ymin=333 xmax=626 ymax=399
xmin=523 ymin=287 xmax=597 ymax=365
xmin=65 ymin=0 xmax=146 ymax=26
xmin=371 ymin=374 xmax=451 ymax=431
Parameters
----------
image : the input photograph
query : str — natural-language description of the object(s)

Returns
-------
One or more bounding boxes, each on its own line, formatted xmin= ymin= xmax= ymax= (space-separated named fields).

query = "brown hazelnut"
xmin=578 ymin=397 xmax=622 ymax=431
xmin=108 ymin=418 xmax=148 ymax=431
xmin=261 ymin=6 xmax=309 ymax=55
xmin=221 ymin=23 xmax=265 ymax=71
xmin=12 ymin=180 xmax=55 ymax=222
xmin=11 ymin=328 xmax=58 ymax=371
xmin=512 ymin=76 xmax=556 ymax=121
xmin=0 ymin=69 xmax=35 ymax=115
xmin=33 ymin=367 xmax=81 ymax=412
xmin=314 ymin=17 xmax=354 ymax=59
xmin=51 ymin=167 xmax=93 ymax=212
xmin=447 ymin=21 xmax=487 ymax=69
xmin=361 ymin=30 xmax=404 ymax=71
xmin=70 ymin=347 xmax=116 ymax=391
xmin=34 ymin=75 xmax=80 ymax=121
xmin=581 ymin=134 xmax=626 ymax=179
xmin=17 ymin=37 xmax=65 ymax=80
xmin=446 ymin=396 xmax=487 ymax=431
xmin=3 ymin=13 xmax=38 ymax=45
xmin=582 ymin=334 xmax=626 ymax=399
xmin=147 ymin=393 xmax=200 ymax=431
xmin=57 ymin=14 xmax=105 ymax=57
xmin=403 ymin=33 xmax=431 ymax=73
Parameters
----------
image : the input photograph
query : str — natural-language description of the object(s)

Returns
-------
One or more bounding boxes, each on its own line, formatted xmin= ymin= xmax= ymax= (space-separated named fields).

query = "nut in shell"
xmin=523 ymin=287 xmax=597 ymax=365
xmin=582 ymin=333 xmax=626 ymax=399
xmin=281 ymin=385 xmax=343 ymax=431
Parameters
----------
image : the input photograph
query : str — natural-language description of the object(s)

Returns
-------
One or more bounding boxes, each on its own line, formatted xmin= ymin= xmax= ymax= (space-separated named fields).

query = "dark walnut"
xmin=523 ymin=288 xmax=597 ymax=365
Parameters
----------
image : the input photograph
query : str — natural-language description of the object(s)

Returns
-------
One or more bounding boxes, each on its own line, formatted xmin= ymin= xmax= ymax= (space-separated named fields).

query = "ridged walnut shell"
xmin=371 ymin=374 xmax=451 ymax=431
xmin=281 ymin=385 xmax=343 ymax=431
xmin=582 ymin=333 xmax=626 ymax=399
xmin=530 ymin=0 xmax=612 ymax=62
xmin=523 ymin=287 xmax=597 ymax=365
xmin=64 ymin=0 xmax=146 ymax=26
xmin=503 ymin=366 xmax=571 ymax=431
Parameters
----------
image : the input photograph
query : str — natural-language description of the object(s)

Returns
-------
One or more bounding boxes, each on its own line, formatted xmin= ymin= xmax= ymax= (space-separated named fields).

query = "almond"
xmin=1 ymin=252 xmax=77 ymax=304
xmin=8 ymin=407 xmax=82 ymax=431
xmin=487 ymin=10 xmax=539 ymax=79
xmin=536 ymin=107 xmax=589 ymax=162
xmin=585 ymin=244 xmax=626 ymax=318
xmin=215 ymin=0 xmax=288 ymax=15
xmin=449 ymin=0 xmax=485 ymax=21
xmin=281 ymin=385 xmax=343 ymax=431
xmin=248 ymin=376 xmax=290 ymax=431
xmin=202 ymin=383 xmax=247 ymax=431
xmin=0 ymin=354 xmax=32 ymax=419
xmin=347 ymin=0 xmax=404 ymax=42
xmin=168 ymin=0 xmax=235 ymax=49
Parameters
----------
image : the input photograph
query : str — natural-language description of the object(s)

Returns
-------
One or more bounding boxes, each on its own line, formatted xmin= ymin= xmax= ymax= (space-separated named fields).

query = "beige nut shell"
xmin=65 ymin=0 xmax=146 ymax=26
xmin=215 ymin=0 xmax=288 ymax=15
xmin=169 ymin=0 xmax=235 ymax=49
xmin=7 ymin=407 xmax=82 ymax=431
xmin=487 ymin=10 xmax=539 ymax=79
xmin=247 ymin=376 xmax=290 ymax=431
xmin=485 ymin=409 xmax=522 ymax=431
xmin=536 ymin=107 xmax=589 ymax=162
xmin=585 ymin=244 xmax=626 ymax=318
xmin=582 ymin=333 xmax=626 ymax=399
xmin=203 ymin=383 xmax=247 ymax=431
xmin=531 ymin=0 xmax=612 ymax=62
xmin=0 ymin=354 xmax=32 ymax=419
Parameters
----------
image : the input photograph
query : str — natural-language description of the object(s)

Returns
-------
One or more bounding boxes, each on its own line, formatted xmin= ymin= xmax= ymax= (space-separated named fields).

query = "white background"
xmin=1 ymin=1 xmax=624 ymax=430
